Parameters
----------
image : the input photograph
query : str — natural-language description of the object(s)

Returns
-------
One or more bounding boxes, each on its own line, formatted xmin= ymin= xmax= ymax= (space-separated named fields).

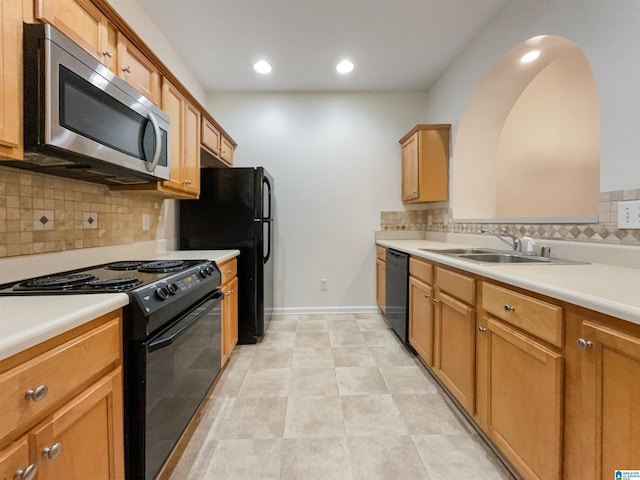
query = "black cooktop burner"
xmin=106 ymin=261 xmax=144 ymax=271
xmin=138 ymin=260 xmax=186 ymax=273
xmin=83 ymin=277 xmax=143 ymax=291
xmin=14 ymin=273 xmax=97 ymax=291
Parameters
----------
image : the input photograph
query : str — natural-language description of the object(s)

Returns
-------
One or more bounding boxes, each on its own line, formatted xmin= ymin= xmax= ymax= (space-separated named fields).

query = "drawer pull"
xmin=13 ymin=464 xmax=37 ymax=480
xmin=577 ymin=338 xmax=593 ymax=350
xmin=424 ymin=293 xmax=430 ymax=299
xmin=226 ymin=270 xmax=232 ymax=274
xmin=102 ymin=49 xmax=113 ymax=58
xmin=122 ymin=66 xmax=132 ymax=73
xmin=25 ymin=385 xmax=48 ymax=402
xmin=432 ymin=298 xmax=440 ymax=304
xmin=42 ymin=443 xmax=63 ymax=460
xmin=478 ymin=327 xmax=488 ymax=333
xmin=504 ymin=304 xmax=516 ymax=312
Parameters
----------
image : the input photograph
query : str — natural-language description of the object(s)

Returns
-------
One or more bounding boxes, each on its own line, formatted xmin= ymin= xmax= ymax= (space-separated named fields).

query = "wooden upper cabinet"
xmin=117 ymin=35 xmax=161 ymax=105
xmin=35 ymin=0 xmax=118 ymax=72
xmin=0 ymin=0 xmax=23 ymax=160
xmin=220 ymin=136 xmax=234 ymax=165
xmin=201 ymin=117 xmax=221 ymax=156
xmin=399 ymin=124 xmax=450 ymax=203
xmin=159 ymin=79 xmax=200 ymax=197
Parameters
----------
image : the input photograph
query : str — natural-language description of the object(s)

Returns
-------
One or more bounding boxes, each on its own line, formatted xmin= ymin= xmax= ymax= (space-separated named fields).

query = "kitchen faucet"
xmin=480 ymin=228 xmax=522 ymax=251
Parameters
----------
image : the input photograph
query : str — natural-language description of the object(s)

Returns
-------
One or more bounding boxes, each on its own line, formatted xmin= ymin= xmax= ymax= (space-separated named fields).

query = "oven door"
xmin=142 ymin=290 xmax=223 ymax=480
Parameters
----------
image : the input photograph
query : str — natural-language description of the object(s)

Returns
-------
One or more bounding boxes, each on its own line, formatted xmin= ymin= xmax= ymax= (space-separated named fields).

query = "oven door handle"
xmin=147 ymin=290 xmax=223 ymax=353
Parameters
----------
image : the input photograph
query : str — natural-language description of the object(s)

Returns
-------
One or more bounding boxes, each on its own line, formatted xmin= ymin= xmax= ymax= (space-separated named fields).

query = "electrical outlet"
xmin=617 ymin=201 xmax=640 ymax=228
xmin=443 ymin=213 xmax=449 ymax=225
xmin=320 ymin=279 xmax=328 ymax=291
xmin=142 ymin=213 xmax=150 ymax=231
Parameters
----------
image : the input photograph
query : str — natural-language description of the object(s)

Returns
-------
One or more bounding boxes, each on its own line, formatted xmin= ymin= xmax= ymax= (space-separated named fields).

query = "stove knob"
xmin=167 ymin=283 xmax=178 ymax=295
xmin=155 ymin=286 xmax=169 ymax=300
xmin=198 ymin=269 xmax=207 ymax=279
xmin=206 ymin=265 xmax=215 ymax=275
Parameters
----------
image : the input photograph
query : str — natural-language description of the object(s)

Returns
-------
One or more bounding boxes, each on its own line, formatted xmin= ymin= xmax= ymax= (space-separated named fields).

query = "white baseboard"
xmin=271 ymin=306 xmax=380 ymax=315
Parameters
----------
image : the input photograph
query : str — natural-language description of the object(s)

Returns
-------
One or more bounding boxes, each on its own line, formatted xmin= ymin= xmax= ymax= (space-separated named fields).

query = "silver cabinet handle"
xmin=13 ymin=464 xmax=37 ymax=480
xmin=122 ymin=66 xmax=131 ymax=73
xmin=226 ymin=270 xmax=232 ymax=274
xmin=577 ymin=338 xmax=593 ymax=350
xmin=25 ymin=385 xmax=48 ymax=402
xmin=102 ymin=49 xmax=113 ymax=58
xmin=424 ymin=293 xmax=430 ymax=298
xmin=145 ymin=112 xmax=162 ymax=173
xmin=182 ymin=179 xmax=192 ymax=185
xmin=504 ymin=304 xmax=516 ymax=312
xmin=42 ymin=443 xmax=62 ymax=460
xmin=478 ymin=327 xmax=487 ymax=332
xmin=432 ymin=298 xmax=440 ymax=304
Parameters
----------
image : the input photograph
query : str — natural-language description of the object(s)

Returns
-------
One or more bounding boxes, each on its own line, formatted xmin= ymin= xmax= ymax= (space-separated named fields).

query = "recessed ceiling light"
xmin=336 ymin=60 xmax=354 ymax=74
xmin=253 ymin=60 xmax=272 ymax=74
xmin=520 ymin=50 xmax=540 ymax=63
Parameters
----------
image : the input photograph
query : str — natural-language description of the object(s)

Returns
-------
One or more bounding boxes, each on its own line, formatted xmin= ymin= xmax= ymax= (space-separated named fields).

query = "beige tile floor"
xmin=169 ymin=313 xmax=516 ymax=480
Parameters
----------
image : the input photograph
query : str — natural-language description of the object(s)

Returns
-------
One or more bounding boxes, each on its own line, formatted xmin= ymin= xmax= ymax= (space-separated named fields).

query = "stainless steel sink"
xmin=420 ymin=248 xmax=589 ymax=265
xmin=420 ymin=248 xmax=498 ymax=255
xmin=457 ymin=253 xmax=549 ymax=264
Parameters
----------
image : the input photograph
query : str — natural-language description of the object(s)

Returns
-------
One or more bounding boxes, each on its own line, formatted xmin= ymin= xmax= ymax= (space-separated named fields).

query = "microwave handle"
xmin=145 ymin=112 xmax=162 ymax=173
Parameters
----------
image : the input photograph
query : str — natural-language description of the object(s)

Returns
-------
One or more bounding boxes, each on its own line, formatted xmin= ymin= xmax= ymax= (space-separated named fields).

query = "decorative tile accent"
xmin=83 ymin=212 xmax=98 ymax=230
xmin=0 ymin=166 xmax=164 ymax=258
xmin=33 ymin=209 xmax=54 ymax=231
xmin=380 ymin=189 xmax=640 ymax=246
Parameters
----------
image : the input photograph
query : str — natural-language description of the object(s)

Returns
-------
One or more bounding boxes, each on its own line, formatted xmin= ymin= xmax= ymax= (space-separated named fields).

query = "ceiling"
xmin=137 ymin=0 xmax=509 ymax=93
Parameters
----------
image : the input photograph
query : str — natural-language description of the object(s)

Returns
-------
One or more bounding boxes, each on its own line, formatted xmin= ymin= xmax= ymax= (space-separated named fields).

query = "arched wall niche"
xmin=451 ymin=35 xmax=600 ymax=223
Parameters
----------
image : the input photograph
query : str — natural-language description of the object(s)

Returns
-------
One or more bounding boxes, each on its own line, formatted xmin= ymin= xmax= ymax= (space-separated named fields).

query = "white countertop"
xmin=378 ymin=239 xmax=640 ymax=327
xmin=0 ymin=249 xmax=240 ymax=362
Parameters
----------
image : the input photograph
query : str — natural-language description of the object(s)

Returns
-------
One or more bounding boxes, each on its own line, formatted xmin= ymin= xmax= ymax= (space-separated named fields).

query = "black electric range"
xmin=0 ymin=259 xmax=224 ymax=479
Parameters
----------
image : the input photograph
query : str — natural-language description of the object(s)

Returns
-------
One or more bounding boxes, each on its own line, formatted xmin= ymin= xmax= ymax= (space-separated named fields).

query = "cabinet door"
xmin=401 ymin=133 xmax=419 ymax=202
xmin=118 ymin=36 xmax=161 ymax=105
xmin=221 ymin=277 xmax=238 ymax=366
xmin=409 ymin=276 xmax=434 ymax=366
xmin=201 ymin=117 xmax=221 ymax=155
xmin=35 ymin=0 xmax=116 ymax=71
xmin=220 ymin=137 xmax=234 ymax=165
xmin=484 ymin=318 xmax=563 ymax=480
xmin=182 ymin=100 xmax=200 ymax=195
xmin=0 ymin=436 xmax=35 ymax=480
xmin=0 ymin=0 xmax=22 ymax=160
xmin=161 ymin=80 xmax=185 ymax=192
xmin=376 ymin=259 xmax=386 ymax=312
xmin=434 ymin=291 xmax=475 ymax=413
xmin=580 ymin=320 xmax=640 ymax=478
xmin=29 ymin=368 xmax=124 ymax=480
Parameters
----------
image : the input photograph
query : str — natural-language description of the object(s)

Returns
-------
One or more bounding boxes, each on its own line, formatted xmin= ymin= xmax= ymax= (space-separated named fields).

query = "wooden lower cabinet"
xmin=577 ymin=318 xmax=640 ymax=479
xmin=221 ymin=276 xmax=239 ymax=366
xmin=409 ymin=276 xmax=434 ymax=366
xmin=0 ymin=311 xmax=124 ymax=480
xmin=376 ymin=258 xmax=386 ymax=312
xmin=481 ymin=317 xmax=563 ymax=480
xmin=0 ymin=436 xmax=32 ymax=480
xmin=433 ymin=290 xmax=475 ymax=413
xmin=29 ymin=368 xmax=124 ymax=480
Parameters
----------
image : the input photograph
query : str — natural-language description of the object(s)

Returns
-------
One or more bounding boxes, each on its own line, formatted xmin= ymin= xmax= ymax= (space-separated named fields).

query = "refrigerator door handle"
xmin=263 ymin=219 xmax=272 ymax=263
xmin=263 ymin=175 xmax=272 ymax=220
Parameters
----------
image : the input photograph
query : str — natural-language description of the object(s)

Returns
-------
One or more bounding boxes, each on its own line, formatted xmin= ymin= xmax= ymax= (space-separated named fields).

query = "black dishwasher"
xmin=385 ymin=249 xmax=409 ymax=344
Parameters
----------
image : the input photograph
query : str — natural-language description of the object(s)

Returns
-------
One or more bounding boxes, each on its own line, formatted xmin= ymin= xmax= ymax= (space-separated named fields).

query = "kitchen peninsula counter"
xmin=377 ymin=239 xmax=640 ymax=326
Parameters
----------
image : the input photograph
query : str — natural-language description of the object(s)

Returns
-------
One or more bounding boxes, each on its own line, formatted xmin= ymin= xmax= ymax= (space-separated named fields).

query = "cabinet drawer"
xmin=482 ymin=283 xmax=563 ymax=347
xmin=0 ymin=315 xmax=120 ymax=443
xmin=219 ymin=258 xmax=237 ymax=286
xmin=436 ymin=267 xmax=475 ymax=304
xmin=376 ymin=246 xmax=386 ymax=261
xmin=410 ymin=257 xmax=433 ymax=284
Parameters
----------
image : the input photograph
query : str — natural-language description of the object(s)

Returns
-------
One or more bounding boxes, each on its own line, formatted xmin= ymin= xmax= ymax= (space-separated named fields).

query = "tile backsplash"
xmin=0 ymin=166 xmax=165 ymax=258
xmin=381 ymin=190 xmax=640 ymax=245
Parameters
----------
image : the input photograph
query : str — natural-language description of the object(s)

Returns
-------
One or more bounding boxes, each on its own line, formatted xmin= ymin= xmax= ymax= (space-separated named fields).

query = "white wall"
xmin=422 ymin=0 xmax=640 ymax=193
xmin=207 ymin=93 xmax=428 ymax=311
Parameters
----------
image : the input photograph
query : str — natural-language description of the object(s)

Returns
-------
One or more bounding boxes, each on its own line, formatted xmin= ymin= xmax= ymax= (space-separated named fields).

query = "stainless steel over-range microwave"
xmin=20 ymin=23 xmax=170 ymax=185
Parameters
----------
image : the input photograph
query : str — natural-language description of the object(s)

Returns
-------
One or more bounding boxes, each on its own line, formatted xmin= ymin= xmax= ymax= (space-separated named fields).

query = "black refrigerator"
xmin=179 ymin=167 xmax=274 ymax=344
